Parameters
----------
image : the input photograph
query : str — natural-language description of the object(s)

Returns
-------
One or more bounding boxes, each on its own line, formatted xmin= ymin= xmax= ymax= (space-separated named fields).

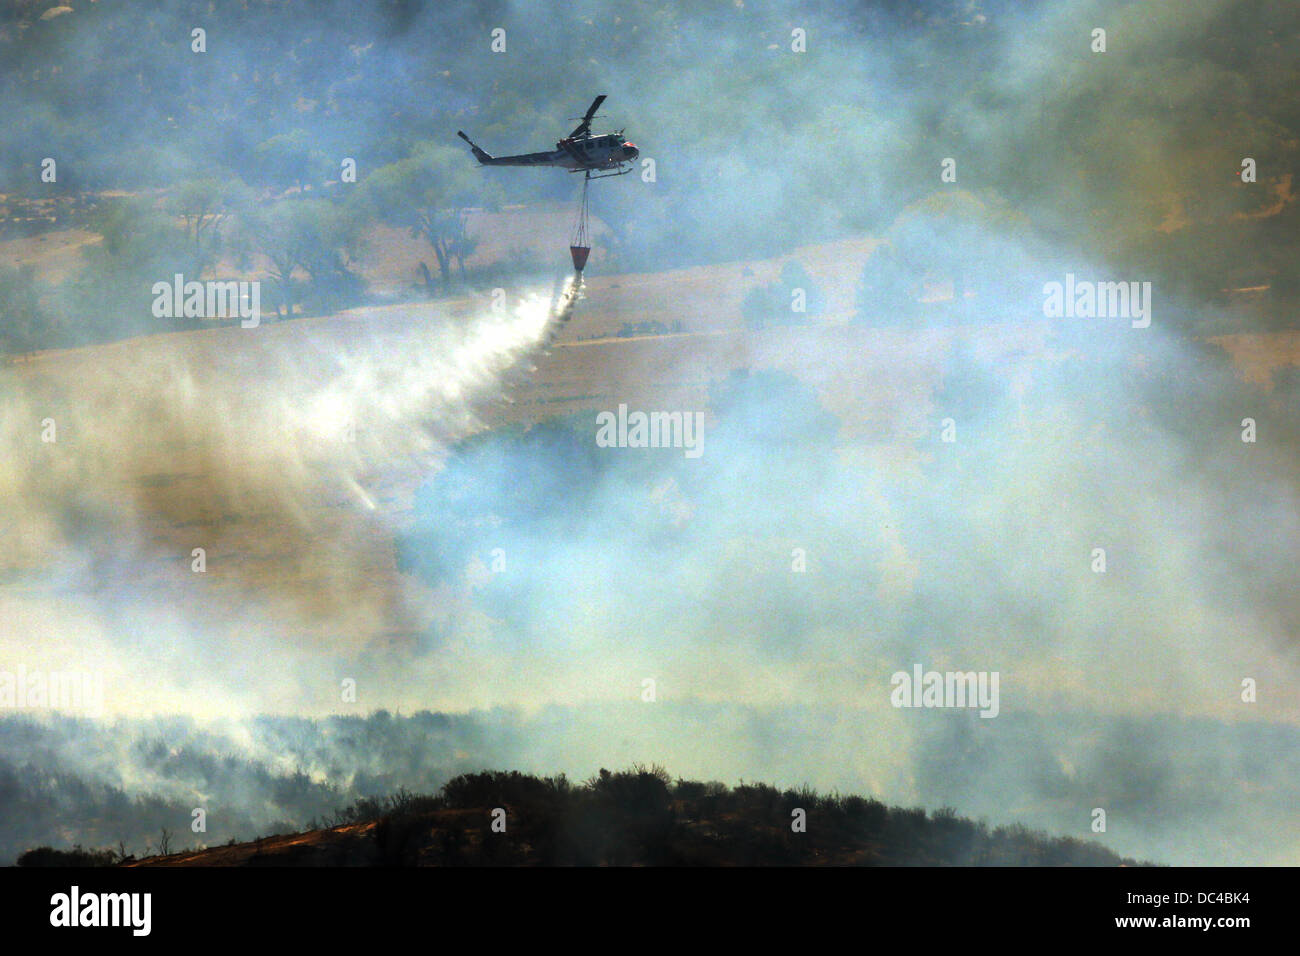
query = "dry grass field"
xmin=3 ymin=209 xmax=1294 ymax=664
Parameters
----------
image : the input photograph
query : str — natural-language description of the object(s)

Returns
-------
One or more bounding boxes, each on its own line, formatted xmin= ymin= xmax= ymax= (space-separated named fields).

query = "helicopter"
xmin=457 ymin=95 xmax=639 ymax=179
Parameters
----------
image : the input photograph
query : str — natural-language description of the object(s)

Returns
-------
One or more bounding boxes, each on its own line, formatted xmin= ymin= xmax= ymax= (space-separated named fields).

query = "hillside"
xmin=91 ymin=769 xmax=1146 ymax=867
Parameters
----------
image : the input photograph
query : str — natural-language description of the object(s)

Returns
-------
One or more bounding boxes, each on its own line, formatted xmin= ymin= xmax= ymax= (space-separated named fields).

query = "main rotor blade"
xmin=568 ymin=94 xmax=607 ymax=138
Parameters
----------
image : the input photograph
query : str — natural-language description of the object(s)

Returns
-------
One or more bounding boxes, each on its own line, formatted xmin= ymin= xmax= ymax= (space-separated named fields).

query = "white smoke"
xmin=0 ymin=286 xmax=567 ymax=716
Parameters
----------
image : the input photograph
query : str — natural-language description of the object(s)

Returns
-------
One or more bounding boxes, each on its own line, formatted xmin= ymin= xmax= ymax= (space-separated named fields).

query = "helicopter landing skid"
xmin=573 ymin=164 xmax=634 ymax=180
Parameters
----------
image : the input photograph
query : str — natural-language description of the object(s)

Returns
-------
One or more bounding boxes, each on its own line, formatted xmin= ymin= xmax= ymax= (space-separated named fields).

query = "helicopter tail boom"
xmin=457 ymin=131 xmax=494 ymax=164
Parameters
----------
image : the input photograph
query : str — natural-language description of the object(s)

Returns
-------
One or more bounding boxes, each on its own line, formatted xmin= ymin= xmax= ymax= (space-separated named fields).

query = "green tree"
xmin=168 ymin=177 xmax=254 ymax=277
xmin=357 ymin=143 xmax=501 ymax=294
xmin=59 ymin=196 xmax=194 ymax=343
xmin=236 ymin=199 xmax=366 ymax=318
xmin=253 ymin=129 xmax=329 ymax=193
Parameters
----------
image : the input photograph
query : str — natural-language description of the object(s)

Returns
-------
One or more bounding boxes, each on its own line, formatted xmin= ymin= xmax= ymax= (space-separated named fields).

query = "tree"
xmin=85 ymin=196 xmax=176 ymax=260
xmin=253 ymin=129 xmax=328 ymax=193
xmin=58 ymin=196 xmax=195 ymax=342
xmin=236 ymin=199 xmax=366 ymax=318
xmin=357 ymin=143 xmax=501 ymax=294
xmin=168 ymin=177 xmax=253 ymax=276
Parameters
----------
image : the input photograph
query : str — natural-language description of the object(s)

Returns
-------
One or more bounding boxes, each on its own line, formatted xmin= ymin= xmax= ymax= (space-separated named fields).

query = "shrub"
xmin=17 ymin=845 xmax=118 ymax=867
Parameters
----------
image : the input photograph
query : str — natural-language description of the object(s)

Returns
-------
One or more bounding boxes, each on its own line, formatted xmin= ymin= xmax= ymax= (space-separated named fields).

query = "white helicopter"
xmin=457 ymin=95 xmax=639 ymax=179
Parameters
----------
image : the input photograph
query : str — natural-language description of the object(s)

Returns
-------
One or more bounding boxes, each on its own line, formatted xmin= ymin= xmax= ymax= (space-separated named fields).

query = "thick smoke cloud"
xmin=1 ymin=291 xmax=558 ymax=714
xmin=1 ymin=0 xmax=1296 ymax=867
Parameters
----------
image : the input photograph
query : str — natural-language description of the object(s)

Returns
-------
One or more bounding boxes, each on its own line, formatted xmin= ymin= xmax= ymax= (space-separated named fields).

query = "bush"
xmin=18 ymin=845 xmax=118 ymax=867
xmin=440 ymin=770 xmax=565 ymax=811
xmin=249 ymin=765 xmax=1152 ymax=866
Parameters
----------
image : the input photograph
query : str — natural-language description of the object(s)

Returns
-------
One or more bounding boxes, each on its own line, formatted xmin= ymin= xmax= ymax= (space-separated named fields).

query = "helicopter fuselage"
xmin=459 ymin=130 xmax=638 ymax=173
